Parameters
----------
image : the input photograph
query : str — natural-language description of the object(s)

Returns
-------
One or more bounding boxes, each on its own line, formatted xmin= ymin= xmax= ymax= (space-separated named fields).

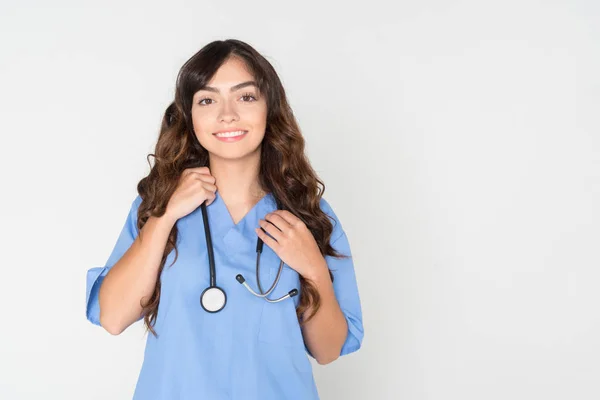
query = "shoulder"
xmin=125 ymin=194 xmax=143 ymax=234
xmin=318 ymin=196 xmax=345 ymax=244
xmin=132 ymin=194 xmax=143 ymax=208
xmin=131 ymin=194 xmax=142 ymax=208
xmin=318 ymin=196 xmax=336 ymax=220
xmin=127 ymin=194 xmax=143 ymax=217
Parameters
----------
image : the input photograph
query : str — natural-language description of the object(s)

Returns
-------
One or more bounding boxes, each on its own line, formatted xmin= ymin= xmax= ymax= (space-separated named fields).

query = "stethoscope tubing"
xmin=200 ymin=202 xmax=216 ymax=287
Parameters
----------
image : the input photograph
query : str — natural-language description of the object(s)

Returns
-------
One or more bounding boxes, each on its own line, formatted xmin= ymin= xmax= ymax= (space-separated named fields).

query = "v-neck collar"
xmin=216 ymin=190 xmax=269 ymax=229
xmin=217 ymin=191 xmax=277 ymax=253
xmin=207 ymin=190 xmax=277 ymax=248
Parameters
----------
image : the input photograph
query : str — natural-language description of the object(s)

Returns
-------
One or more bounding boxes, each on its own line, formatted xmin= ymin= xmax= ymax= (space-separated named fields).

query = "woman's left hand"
xmin=255 ymin=210 xmax=328 ymax=280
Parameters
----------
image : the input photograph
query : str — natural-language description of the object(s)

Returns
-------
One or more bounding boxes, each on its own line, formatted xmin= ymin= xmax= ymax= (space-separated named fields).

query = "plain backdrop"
xmin=1 ymin=0 xmax=599 ymax=399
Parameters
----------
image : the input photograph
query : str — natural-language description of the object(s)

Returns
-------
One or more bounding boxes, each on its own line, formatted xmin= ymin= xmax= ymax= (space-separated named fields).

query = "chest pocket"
xmin=257 ymin=257 xmax=306 ymax=348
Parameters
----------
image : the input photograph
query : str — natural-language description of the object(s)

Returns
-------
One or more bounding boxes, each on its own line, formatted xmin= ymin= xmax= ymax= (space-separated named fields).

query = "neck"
xmin=208 ymin=152 xmax=266 ymax=206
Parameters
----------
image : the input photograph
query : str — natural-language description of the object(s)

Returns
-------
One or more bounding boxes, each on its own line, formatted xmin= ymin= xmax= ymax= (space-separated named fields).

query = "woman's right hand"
xmin=165 ymin=167 xmax=217 ymax=222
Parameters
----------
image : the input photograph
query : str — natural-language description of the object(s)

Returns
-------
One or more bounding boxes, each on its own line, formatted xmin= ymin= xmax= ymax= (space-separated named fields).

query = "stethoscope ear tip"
xmin=289 ymin=289 xmax=299 ymax=297
xmin=235 ymin=274 xmax=245 ymax=284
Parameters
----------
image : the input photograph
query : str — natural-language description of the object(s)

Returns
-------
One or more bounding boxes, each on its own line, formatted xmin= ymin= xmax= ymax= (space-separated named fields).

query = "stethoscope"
xmin=199 ymin=199 xmax=299 ymax=313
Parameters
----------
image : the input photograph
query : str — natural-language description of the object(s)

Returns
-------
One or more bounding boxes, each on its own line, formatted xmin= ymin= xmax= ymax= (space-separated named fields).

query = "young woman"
xmin=85 ymin=39 xmax=364 ymax=400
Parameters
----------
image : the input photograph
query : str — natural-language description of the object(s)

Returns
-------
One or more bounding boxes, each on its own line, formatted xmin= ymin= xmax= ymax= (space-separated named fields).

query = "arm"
xmin=300 ymin=260 xmax=349 ymax=365
xmin=98 ymin=212 xmax=177 ymax=335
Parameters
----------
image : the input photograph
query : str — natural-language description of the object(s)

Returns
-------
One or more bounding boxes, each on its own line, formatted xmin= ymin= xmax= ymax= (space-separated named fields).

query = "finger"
xmin=258 ymin=218 xmax=283 ymax=242
xmin=271 ymin=210 xmax=300 ymax=227
xmin=201 ymin=182 xmax=218 ymax=193
xmin=255 ymin=226 xmax=280 ymax=251
xmin=183 ymin=166 xmax=210 ymax=177
xmin=264 ymin=213 xmax=291 ymax=233
xmin=205 ymin=192 xmax=217 ymax=206
xmin=193 ymin=172 xmax=216 ymax=184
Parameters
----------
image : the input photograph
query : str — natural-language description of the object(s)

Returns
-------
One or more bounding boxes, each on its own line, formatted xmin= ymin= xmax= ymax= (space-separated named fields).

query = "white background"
xmin=1 ymin=0 xmax=599 ymax=399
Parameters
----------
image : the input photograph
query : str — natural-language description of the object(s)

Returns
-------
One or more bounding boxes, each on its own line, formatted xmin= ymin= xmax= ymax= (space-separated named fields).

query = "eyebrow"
xmin=199 ymin=80 xmax=258 ymax=94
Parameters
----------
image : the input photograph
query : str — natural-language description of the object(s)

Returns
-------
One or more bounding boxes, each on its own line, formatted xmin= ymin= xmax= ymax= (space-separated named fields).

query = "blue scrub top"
xmin=86 ymin=191 xmax=364 ymax=400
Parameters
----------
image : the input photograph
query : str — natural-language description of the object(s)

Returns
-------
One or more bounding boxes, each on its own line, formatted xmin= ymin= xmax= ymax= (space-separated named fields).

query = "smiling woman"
xmin=85 ymin=38 xmax=364 ymax=400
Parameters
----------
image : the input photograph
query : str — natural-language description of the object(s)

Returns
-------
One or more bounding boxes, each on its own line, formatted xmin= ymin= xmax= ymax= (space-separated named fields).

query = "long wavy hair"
xmin=134 ymin=39 xmax=349 ymax=338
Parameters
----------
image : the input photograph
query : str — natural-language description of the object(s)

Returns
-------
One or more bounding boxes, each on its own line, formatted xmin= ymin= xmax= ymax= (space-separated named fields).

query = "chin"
xmin=211 ymin=146 xmax=262 ymax=161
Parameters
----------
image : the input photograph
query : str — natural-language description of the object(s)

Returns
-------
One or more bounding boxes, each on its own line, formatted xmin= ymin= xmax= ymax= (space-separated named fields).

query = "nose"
xmin=218 ymin=99 xmax=240 ymax=123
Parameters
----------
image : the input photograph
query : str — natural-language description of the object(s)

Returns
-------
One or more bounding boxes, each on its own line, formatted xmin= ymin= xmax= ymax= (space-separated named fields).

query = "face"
xmin=191 ymin=57 xmax=268 ymax=161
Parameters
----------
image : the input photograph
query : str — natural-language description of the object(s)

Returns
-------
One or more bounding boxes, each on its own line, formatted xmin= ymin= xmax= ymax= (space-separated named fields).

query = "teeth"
xmin=215 ymin=130 xmax=246 ymax=138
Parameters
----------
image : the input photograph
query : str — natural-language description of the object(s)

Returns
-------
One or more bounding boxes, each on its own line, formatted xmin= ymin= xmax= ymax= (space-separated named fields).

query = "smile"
xmin=213 ymin=130 xmax=248 ymax=142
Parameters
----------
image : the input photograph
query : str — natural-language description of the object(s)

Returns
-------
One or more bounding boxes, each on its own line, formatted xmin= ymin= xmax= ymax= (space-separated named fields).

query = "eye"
xmin=197 ymin=92 xmax=258 ymax=106
xmin=241 ymin=92 xmax=258 ymax=102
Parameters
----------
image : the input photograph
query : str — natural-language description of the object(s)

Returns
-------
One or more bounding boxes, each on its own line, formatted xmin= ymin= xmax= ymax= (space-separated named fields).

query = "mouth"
xmin=213 ymin=130 xmax=248 ymax=142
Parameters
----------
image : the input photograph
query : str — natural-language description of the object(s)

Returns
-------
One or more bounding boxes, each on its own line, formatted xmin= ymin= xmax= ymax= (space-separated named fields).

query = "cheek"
xmin=190 ymin=112 xmax=212 ymax=148
xmin=191 ymin=109 xmax=210 ymax=130
xmin=244 ymin=105 xmax=268 ymax=129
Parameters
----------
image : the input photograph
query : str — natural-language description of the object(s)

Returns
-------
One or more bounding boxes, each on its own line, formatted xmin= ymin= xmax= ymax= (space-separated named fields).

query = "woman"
xmin=85 ymin=39 xmax=364 ymax=400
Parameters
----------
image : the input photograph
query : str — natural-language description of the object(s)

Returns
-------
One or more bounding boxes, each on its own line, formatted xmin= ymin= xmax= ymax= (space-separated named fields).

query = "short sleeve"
xmin=305 ymin=198 xmax=364 ymax=357
xmin=85 ymin=195 xmax=142 ymax=326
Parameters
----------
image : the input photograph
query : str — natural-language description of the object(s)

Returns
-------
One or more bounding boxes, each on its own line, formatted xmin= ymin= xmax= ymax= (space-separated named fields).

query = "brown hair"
xmin=135 ymin=39 xmax=349 ymax=338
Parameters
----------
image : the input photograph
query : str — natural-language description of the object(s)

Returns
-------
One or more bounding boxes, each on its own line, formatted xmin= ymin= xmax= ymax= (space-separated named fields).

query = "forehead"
xmin=206 ymin=57 xmax=255 ymax=87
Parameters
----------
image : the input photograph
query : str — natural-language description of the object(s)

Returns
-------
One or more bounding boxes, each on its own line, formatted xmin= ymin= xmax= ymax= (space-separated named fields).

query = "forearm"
xmin=98 ymin=213 xmax=177 ymax=334
xmin=300 ymin=261 xmax=348 ymax=365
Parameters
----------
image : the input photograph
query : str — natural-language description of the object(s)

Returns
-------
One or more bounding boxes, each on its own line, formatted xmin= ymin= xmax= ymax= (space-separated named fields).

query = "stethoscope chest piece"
xmin=200 ymin=286 xmax=227 ymax=313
